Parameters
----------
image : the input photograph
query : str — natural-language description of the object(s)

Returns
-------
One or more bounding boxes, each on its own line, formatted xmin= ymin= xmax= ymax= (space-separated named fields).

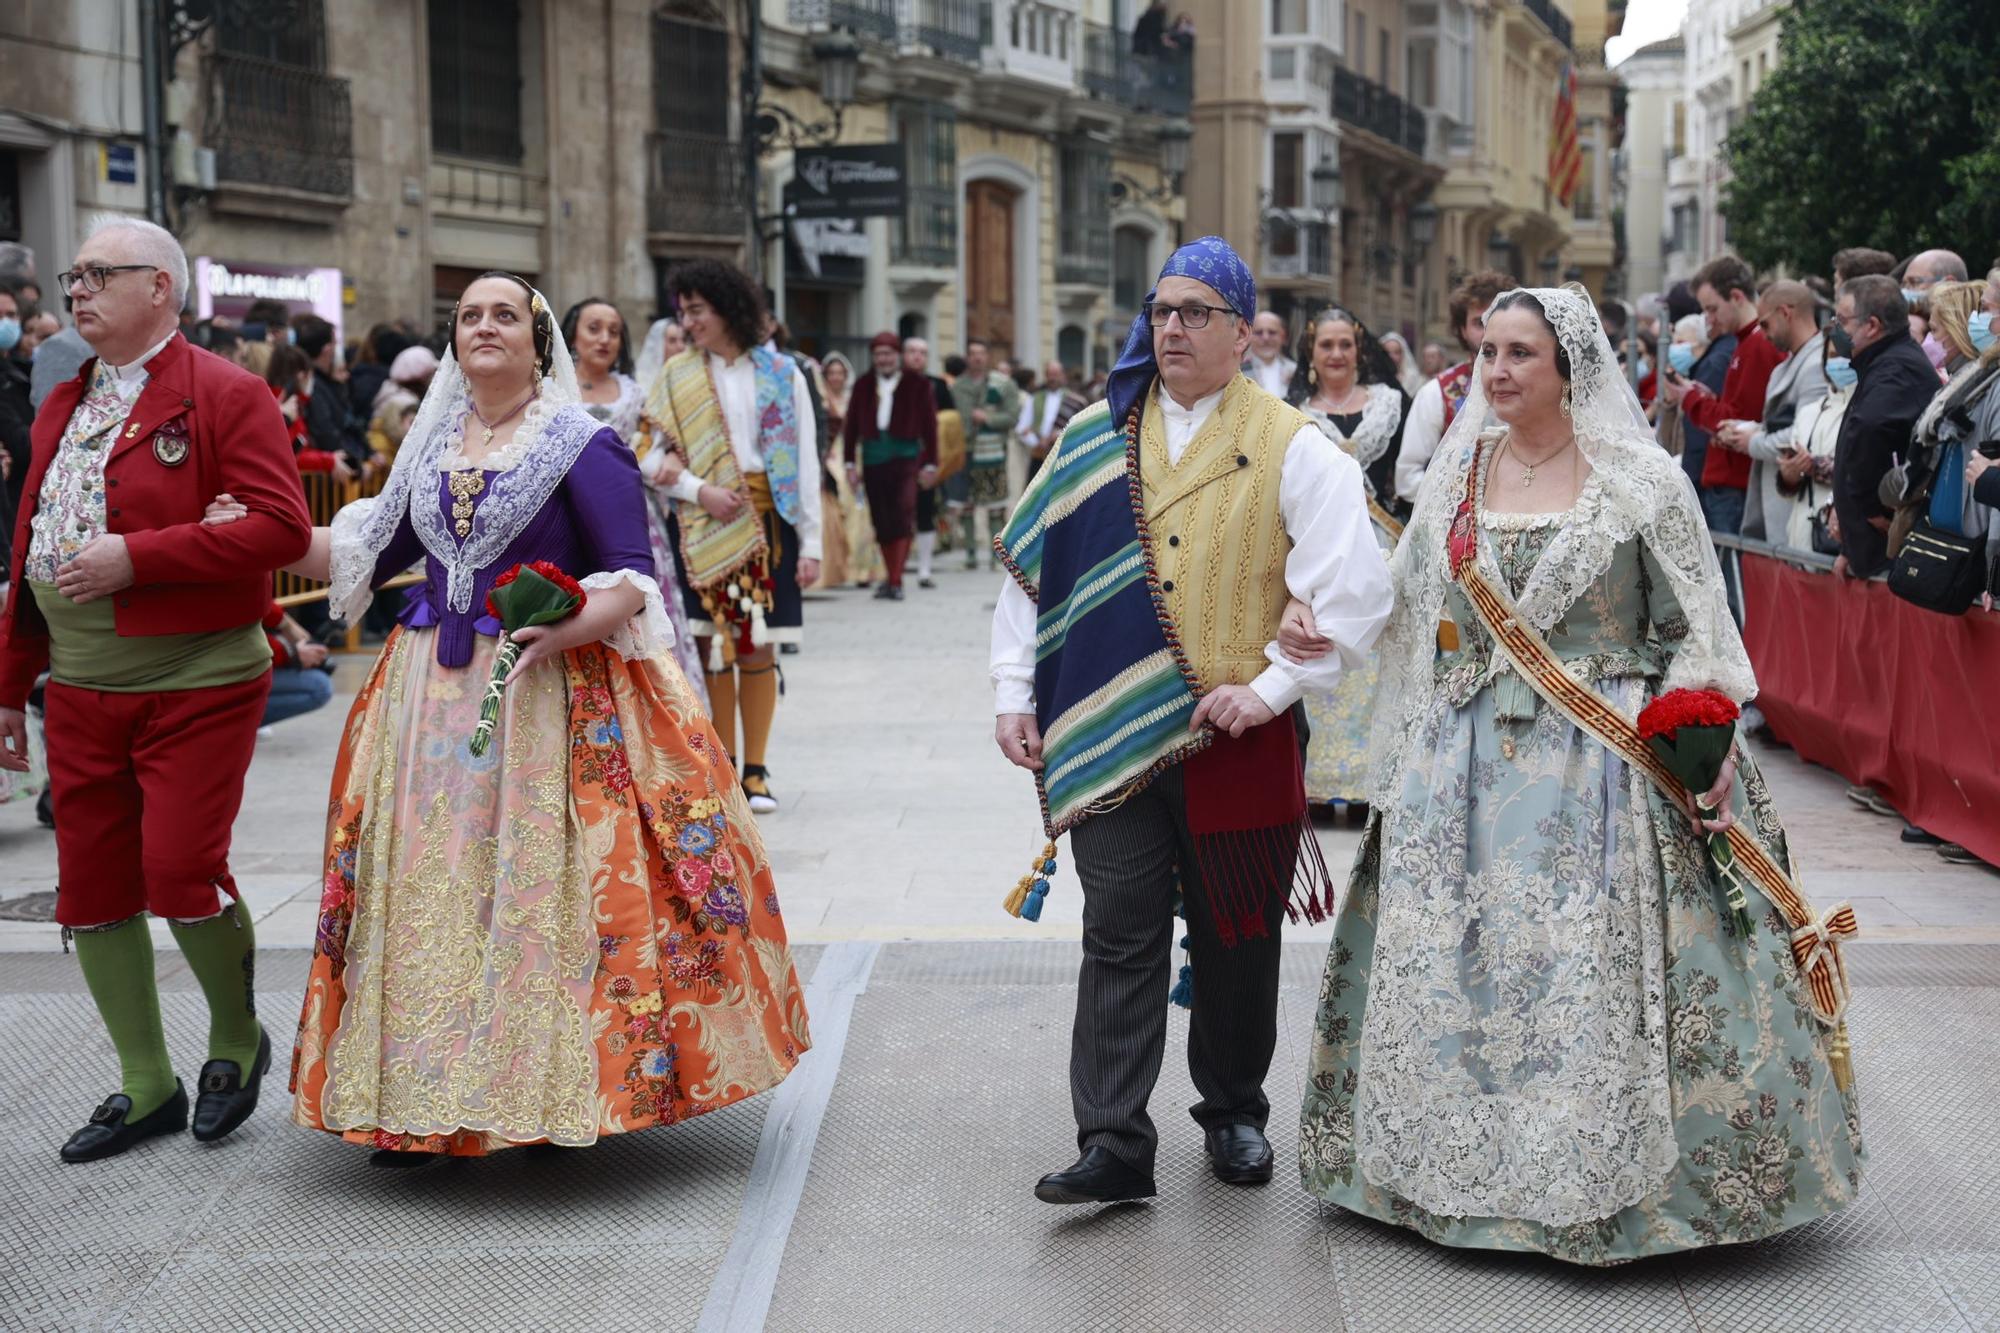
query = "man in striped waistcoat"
xmin=989 ymin=237 xmax=1394 ymax=1205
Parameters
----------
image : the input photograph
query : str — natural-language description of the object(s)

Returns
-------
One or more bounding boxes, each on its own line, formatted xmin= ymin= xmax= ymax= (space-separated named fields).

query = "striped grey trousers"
xmin=1065 ymin=765 xmax=1286 ymax=1174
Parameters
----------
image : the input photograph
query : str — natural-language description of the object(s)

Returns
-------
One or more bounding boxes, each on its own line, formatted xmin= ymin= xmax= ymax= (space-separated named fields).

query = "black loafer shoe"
xmin=61 ymin=1082 xmax=188 ymax=1163
xmin=368 ymin=1148 xmax=442 ymax=1169
xmin=192 ymin=1026 xmax=271 ymax=1143
xmin=1034 ymin=1146 xmax=1157 ymax=1205
xmin=1204 ymin=1123 xmax=1275 ymax=1185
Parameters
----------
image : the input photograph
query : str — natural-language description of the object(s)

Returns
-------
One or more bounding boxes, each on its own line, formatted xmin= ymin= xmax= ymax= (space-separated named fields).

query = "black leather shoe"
xmin=1204 ymin=1123 xmax=1275 ymax=1185
xmin=60 ymin=1082 xmax=188 ymax=1163
xmin=368 ymin=1148 xmax=442 ymax=1170
xmin=191 ymin=1026 xmax=271 ymax=1143
xmin=1034 ymin=1146 xmax=1157 ymax=1205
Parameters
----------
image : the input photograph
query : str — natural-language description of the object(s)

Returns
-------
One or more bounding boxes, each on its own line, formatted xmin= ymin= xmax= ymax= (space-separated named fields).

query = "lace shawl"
xmin=1367 ymin=286 xmax=1756 ymax=808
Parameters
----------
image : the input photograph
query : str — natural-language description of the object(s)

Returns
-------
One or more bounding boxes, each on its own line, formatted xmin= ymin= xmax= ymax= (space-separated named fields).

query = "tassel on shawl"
xmin=1003 ymin=842 xmax=1060 ymax=922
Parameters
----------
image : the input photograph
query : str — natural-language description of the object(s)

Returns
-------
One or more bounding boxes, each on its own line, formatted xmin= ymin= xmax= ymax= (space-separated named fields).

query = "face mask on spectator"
xmin=1636 ymin=356 xmax=1652 ymax=379
xmin=1824 ymin=356 xmax=1857 ymax=390
xmin=1667 ymin=343 xmax=1696 ymax=375
xmin=1968 ymin=312 xmax=1995 ymax=355
xmin=0 ymin=317 xmax=19 ymax=352
xmin=1827 ymin=323 xmax=1854 ymax=358
xmin=1901 ymin=288 xmax=1924 ymax=306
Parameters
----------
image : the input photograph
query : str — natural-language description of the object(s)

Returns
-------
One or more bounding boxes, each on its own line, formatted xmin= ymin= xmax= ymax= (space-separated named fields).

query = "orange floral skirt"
xmin=290 ymin=627 xmax=809 ymax=1155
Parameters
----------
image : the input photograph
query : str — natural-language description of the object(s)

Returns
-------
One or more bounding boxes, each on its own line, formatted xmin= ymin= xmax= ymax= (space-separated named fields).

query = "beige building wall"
xmin=5 ymin=0 xmax=724 ymax=348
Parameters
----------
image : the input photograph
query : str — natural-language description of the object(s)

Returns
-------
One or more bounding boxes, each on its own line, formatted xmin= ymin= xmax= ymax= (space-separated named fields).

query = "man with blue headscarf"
xmin=988 ymin=237 xmax=1393 ymax=1205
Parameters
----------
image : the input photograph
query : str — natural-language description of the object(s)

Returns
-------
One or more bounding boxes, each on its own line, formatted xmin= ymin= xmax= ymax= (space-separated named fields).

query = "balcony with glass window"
xmin=1263 ymin=217 xmax=1335 ymax=281
xmin=1079 ymin=20 xmax=1191 ymax=117
xmin=985 ymin=0 xmax=1080 ymax=91
xmin=206 ymin=50 xmax=354 ymax=205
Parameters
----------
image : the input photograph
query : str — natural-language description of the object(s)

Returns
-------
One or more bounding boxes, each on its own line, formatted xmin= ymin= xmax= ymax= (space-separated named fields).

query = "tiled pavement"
xmin=3 ymin=565 xmax=1995 ymax=1330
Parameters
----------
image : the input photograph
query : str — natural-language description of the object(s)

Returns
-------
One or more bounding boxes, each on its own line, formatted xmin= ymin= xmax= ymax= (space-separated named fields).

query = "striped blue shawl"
xmin=996 ymin=400 xmax=1208 ymax=835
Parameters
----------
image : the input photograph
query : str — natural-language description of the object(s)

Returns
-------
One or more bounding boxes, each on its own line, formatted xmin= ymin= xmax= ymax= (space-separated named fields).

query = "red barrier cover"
xmin=1738 ymin=553 xmax=2000 ymax=865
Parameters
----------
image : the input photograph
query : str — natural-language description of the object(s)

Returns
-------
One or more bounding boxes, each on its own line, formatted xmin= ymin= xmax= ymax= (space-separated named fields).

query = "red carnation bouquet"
xmin=1638 ymin=687 xmax=1752 ymax=933
xmin=469 ymin=561 xmax=586 ymax=757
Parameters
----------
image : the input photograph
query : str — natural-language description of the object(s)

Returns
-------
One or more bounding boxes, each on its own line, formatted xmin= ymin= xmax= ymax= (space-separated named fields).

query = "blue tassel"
xmin=1169 ymin=962 xmax=1193 ymax=1009
xmin=1042 ymin=858 xmax=1059 ymax=876
xmin=1020 ymin=880 xmax=1048 ymax=922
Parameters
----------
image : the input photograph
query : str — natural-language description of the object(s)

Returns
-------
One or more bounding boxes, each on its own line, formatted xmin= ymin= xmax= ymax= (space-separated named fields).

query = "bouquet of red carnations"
xmin=1638 ymin=687 xmax=1753 ymax=934
xmin=469 ymin=561 xmax=586 ymax=757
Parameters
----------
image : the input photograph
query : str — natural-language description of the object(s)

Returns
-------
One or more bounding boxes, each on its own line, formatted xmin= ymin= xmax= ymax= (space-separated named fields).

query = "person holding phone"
xmin=1715 ymin=281 xmax=1830 ymax=543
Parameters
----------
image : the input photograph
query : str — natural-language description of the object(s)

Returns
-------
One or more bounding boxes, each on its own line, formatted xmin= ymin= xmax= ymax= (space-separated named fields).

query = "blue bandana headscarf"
xmin=1105 ymin=235 xmax=1257 ymax=429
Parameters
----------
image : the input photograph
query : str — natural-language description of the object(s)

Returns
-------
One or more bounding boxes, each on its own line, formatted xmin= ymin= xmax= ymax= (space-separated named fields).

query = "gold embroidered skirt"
xmin=290 ymin=627 xmax=810 ymax=1155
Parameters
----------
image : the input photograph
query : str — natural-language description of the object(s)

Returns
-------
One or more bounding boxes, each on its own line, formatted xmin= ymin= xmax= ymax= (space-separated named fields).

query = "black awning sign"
xmin=790 ymin=144 xmax=907 ymax=220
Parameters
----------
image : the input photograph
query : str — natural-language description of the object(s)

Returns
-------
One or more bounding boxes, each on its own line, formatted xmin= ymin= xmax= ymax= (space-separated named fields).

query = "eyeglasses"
xmin=56 ymin=264 xmax=159 ymax=295
xmin=1145 ymin=301 xmax=1238 ymax=331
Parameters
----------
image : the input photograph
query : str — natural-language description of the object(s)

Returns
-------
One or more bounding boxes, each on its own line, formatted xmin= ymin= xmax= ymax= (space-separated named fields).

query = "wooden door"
xmin=965 ymin=179 xmax=1017 ymax=358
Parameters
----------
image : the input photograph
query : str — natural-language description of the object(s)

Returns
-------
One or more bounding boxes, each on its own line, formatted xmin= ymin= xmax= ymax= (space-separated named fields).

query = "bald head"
xmin=1249 ymin=310 xmax=1287 ymax=362
xmin=1757 ymin=279 xmax=1821 ymax=356
xmin=1905 ymin=249 xmax=1968 ymax=291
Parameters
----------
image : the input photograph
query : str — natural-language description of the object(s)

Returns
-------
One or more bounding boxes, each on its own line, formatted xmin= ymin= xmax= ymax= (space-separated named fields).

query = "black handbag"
xmin=1888 ymin=519 xmax=1987 ymax=615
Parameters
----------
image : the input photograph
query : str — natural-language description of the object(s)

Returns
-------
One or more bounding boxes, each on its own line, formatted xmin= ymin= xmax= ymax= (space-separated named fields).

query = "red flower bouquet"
xmin=1638 ymin=687 xmax=1751 ymax=933
xmin=469 ymin=561 xmax=586 ymax=757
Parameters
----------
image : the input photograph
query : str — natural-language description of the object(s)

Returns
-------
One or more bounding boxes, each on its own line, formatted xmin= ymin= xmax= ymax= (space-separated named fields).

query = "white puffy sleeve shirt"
xmin=662 ymin=351 xmax=823 ymax=560
xmin=990 ymin=384 xmax=1394 ymax=717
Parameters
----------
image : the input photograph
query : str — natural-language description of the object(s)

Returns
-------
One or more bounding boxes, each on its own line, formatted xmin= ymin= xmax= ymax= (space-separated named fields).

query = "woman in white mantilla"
xmin=1284 ymin=307 xmax=1409 ymax=810
xmin=208 ymin=272 xmax=808 ymax=1164
xmin=1288 ymin=284 xmax=1863 ymax=1263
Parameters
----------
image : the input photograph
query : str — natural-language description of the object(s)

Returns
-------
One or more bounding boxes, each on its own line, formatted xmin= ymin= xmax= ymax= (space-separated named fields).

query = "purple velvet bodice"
xmin=370 ymin=426 xmax=655 ymax=667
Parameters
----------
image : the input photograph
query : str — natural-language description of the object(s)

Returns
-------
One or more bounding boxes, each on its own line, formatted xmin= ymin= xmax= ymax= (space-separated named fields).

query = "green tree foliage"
xmin=1722 ymin=0 xmax=2000 ymax=275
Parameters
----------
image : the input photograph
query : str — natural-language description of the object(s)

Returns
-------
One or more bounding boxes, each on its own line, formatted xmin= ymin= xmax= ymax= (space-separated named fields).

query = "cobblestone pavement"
xmin=3 ymin=567 xmax=1996 ymax=1330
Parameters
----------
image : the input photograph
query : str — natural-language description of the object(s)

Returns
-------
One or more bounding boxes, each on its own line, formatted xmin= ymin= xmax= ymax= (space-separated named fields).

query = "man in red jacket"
xmin=842 ymin=331 xmax=938 ymax=600
xmin=1660 ymin=254 xmax=1785 ymax=540
xmin=0 ymin=218 xmax=311 ymax=1163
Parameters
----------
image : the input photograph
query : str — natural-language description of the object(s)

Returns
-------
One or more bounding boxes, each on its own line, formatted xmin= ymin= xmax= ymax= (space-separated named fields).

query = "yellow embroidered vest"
xmin=1140 ymin=375 xmax=1302 ymax=693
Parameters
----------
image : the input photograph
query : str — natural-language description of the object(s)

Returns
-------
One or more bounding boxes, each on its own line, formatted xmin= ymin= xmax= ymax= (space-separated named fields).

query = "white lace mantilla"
xmin=1367 ymin=286 xmax=1756 ymax=810
xmin=328 ymin=289 xmax=588 ymax=624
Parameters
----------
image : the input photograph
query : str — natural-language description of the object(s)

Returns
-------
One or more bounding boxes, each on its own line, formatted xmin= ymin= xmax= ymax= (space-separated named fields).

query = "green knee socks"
xmin=73 ymin=917 xmax=178 ymax=1119
xmin=168 ymin=902 xmax=262 ymax=1071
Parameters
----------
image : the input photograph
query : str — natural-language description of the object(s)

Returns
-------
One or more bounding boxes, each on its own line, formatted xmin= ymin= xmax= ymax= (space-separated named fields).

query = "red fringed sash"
xmin=1182 ymin=710 xmax=1337 ymax=946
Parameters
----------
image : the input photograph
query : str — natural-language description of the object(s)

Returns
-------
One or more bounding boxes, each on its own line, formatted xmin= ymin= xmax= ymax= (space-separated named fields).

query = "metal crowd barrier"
xmin=274 ymin=468 xmax=418 ymax=652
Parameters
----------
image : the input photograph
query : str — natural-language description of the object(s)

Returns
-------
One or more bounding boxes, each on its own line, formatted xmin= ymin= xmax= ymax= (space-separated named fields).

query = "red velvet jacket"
xmin=0 ymin=333 xmax=312 ymax=709
xmin=841 ymin=370 xmax=939 ymax=468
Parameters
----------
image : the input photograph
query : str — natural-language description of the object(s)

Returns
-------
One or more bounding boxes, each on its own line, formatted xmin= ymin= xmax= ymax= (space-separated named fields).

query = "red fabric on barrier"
xmin=1739 ymin=553 xmax=2000 ymax=865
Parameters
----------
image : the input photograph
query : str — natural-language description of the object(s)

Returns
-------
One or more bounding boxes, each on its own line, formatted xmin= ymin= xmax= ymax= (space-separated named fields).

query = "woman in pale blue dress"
xmin=1287 ymin=286 xmax=1863 ymax=1265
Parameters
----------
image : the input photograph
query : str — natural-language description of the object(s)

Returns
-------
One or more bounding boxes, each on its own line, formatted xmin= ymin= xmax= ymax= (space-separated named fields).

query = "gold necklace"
xmin=467 ymin=388 xmax=538 ymax=449
xmin=1506 ymin=434 xmax=1575 ymax=488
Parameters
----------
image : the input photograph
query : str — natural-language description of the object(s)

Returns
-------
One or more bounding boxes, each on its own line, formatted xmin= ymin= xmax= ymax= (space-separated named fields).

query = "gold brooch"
xmin=448 ymin=469 xmax=485 ymax=538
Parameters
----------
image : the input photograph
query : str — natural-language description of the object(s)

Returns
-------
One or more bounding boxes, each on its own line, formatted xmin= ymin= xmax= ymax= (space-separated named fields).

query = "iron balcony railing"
xmin=1522 ymin=0 xmax=1573 ymax=50
xmin=1079 ymin=21 xmax=1191 ymax=116
xmin=1265 ymin=217 xmax=1335 ymax=279
xmin=908 ymin=0 xmax=983 ymax=63
xmin=821 ymin=0 xmax=899 ymax=43
xmin=1332 ymin=67 xmax=1426 ymax=157
xmin=894 ymin=184 xmax=957 ymax=267
xmin=1056 ymin=215 xmax=1111 ymax=285
xmin=646 ymin=130 xmax=747 ymax=238
xmin=208 ymin=50 xmax=353 ymax=198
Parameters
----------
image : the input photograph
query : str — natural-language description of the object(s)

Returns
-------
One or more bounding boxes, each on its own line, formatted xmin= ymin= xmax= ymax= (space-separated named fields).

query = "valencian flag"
xmin=1549 ymin=59 xmax=1581 ymax=208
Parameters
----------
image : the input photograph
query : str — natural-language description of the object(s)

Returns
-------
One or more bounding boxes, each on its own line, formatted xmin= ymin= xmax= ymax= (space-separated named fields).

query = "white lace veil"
xmin=327 ymin=280 xmax=582 ymax=623
xmin=633 ymin=318 xmax=674 ymax=392
xmin=1366 ymin=284 xmax=1756 ymax=806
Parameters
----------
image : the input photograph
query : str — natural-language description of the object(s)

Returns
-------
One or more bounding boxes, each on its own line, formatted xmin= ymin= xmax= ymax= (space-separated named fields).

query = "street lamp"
xmin=754 ymin=30 xmax=862 ymax=152
xmin=1310 ymin=157 xmax=1344 ymax=216
xmin=1109 ymin=118 xmax=1193 ymax=204
xmin=1409 ymin=201 xmax=1439 ymax=250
